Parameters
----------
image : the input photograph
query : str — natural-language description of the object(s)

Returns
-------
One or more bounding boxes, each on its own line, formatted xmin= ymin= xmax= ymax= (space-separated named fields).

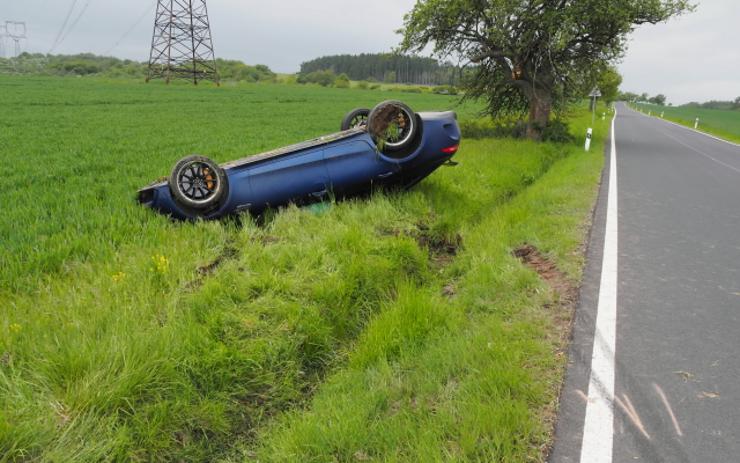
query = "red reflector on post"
xmin=441 ymin=144 xmax=459 ymax=154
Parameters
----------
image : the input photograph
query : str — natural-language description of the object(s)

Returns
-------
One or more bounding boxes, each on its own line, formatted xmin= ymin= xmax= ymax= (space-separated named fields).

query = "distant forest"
xmin=300 ymin=53 xmax=462 ymax=86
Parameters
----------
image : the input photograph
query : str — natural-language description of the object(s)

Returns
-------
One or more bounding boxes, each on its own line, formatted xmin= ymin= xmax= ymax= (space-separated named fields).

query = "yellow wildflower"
xmin=150 ymin=254 xmax=170 ymax=275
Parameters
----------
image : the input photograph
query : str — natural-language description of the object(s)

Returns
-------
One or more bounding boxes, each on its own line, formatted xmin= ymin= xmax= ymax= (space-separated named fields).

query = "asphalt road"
xmin=550 ymin=103 xmax=740 ymax=463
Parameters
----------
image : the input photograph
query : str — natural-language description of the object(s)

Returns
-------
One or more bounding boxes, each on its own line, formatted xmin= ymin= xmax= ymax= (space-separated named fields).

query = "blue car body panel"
xmin=138 ymin=111 xmax=460 ymax=220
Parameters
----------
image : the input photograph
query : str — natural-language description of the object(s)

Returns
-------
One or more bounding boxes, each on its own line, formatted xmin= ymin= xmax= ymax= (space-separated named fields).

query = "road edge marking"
xmin=579 ymin=107 xmax=619 ymax=463
xmin=659 ymin=129 xmax=740 ymax=175
xmin=628 ymin=106 xmax=740 ymax=148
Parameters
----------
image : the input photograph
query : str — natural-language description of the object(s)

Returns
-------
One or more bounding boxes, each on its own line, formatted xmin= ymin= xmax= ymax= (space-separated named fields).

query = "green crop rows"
xmin=633 ymin=102 xmax=740 ymax=143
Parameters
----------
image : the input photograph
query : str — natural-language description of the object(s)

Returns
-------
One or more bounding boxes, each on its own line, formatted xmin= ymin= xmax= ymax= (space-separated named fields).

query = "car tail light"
xmin=441 ymin=144 xmax=459 ymax=155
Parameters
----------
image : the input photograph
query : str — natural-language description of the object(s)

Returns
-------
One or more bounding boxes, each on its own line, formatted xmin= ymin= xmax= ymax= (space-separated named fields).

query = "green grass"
xmin=632 ymin=102 xmax=740 ymax=143
xmin=0 ymin=76 xmax=608 ymax=461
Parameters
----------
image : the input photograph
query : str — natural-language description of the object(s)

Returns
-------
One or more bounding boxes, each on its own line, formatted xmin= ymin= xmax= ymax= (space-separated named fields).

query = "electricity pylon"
xmin=5 ymin=21 xmax=26 ymax=57
xmin=146 ymin=0 xmax=219 ymax=85
xmin=0 ymin=24 xmax=7 ymax=58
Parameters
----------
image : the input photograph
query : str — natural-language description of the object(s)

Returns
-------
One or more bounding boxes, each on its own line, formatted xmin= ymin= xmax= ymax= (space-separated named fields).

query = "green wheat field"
xmin=1 ymin=76 xmax=607 ymax=462
xmin=633 ymin=102 xmax=740 ymax=143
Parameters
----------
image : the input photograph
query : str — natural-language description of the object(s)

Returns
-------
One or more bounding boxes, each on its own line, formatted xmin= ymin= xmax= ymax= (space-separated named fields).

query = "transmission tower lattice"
xmin=147 ymin=0 xmax=219 ymax=85
xmin=0 ymin=24 xmax=7 ymax=59
xmin=5 ymin=21 xmax=26 ymax=58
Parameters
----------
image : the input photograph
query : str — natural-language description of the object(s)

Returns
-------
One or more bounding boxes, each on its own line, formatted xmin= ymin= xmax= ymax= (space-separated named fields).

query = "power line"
xmin=49 ymin=0 xmax=79 ymax=53
xmin=58 ymin=1 xmax=91 ymax=47
xmin=105 ymin=4 xmax=154 ymax=56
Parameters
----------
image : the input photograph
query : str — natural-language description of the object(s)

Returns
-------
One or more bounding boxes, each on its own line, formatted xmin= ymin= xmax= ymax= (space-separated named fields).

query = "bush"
xmin=297 ymin=69 xmax=337 ymax=87
xmin=214 ymin=59 xmax=276 ymax=82
xmin=541 ymin=119 xmax=575 ymax=143
xmin=279 ymin=74 xmax=298 ymax=85
xmin=386 ymin=85 xmax=424 ymax=94
xmin=432 ymin=85 xmax=459 ymax=95
xmin=356 ymin=81 xmax=369 ymax=90
xmin=335 ymin=73 xmax=350 ymax=89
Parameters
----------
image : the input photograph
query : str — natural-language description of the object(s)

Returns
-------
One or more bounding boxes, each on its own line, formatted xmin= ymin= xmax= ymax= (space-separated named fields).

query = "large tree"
xmin=597 ymin=66 xmax=623 ymax=105
xmin=400 ymin=0 xmax=693 ymax=139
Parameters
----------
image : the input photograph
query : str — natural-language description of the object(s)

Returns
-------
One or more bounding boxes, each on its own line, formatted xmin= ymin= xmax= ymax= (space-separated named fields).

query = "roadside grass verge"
xmin=249 ymin=114 xmax=606 ymax=462
xmin=1 ymin=136 xmax=576 ymax=461
xmin=1 ymin=75 xmax=608 ymax=461
xmin=631 ymin=102 xmax=740 ymax=144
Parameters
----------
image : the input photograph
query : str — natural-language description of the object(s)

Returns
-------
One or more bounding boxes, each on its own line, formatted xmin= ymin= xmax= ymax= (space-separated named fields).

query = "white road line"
xmin=659 ymin=129 xmax=740 ymax=175
xmin=629 ymin=106 xmax=740 ymax=148
xmin=579 ymin=108 xmax=619 ymax=463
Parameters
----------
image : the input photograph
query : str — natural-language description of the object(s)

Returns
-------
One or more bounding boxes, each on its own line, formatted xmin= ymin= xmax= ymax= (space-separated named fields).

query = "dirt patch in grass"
xmin=513 ymin=244 xmax=580 ymax=461
xmin=185 ymin=245 xmax=240 ymax=291
xmin=377 ymin=222 xmax=463 ymax=267
xmin=416 ymin=231 xmax=462 ymax=266
xmin=513 ymin=244 xmax=576 ymax=307
xmin=197 ymin=245 xmax=239 ymax=276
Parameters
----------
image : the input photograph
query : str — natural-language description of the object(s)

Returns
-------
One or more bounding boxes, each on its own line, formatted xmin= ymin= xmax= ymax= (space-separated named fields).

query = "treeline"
xmin=0 ymin=53 xmax=276 ymax=82
xmin=682 ymin=98 xmax=740 ymax=111
xmin=621 ymin=91 xmax=740 ymax=111
xmin=214 ymin=59 xmax=275 ymax=82
xmin=0 ymin=53 xmax=145 ymax=78
xmin=620 ymin=92 xmax=667 ymax=105
xmin=300 ymin=53 xmax=461 ymax=86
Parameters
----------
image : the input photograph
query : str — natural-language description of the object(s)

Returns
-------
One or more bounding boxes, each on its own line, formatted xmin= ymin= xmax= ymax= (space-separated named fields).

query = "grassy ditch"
xmin=1 ymin=76 xmax=608 ymax=461
xmin=249 ymin=116 xmax=606 ymax=462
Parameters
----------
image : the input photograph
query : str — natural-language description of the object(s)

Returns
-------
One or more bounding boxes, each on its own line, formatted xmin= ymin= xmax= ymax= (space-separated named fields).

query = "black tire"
xmin=169 ymin=155 xmax=227 ymax=211
xmin=341 ymin=108 xmax=370 ymax=131
xmin=367 ymin=100 xmax=418 ymax=153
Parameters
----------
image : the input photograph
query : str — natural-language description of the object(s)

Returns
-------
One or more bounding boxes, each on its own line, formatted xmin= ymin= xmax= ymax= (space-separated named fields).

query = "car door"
xmin=246 ymin=146 xmax=330 ymax=209
xmin=324 ymin=139 xmax=399 ymax=197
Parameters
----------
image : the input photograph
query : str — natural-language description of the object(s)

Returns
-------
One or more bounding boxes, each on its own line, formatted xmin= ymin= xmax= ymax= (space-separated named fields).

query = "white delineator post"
xmin=694 ymin=118 xmax=699 ymax=129
xmin=661 ymin=111 xmax=665 ymax=118
xmin=585 ymin=128 xmax=593 ymax=151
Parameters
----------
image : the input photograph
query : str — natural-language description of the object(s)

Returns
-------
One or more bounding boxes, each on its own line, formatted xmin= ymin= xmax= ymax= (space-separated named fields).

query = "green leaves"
xmin=400 ymin=0 xmax=694 ymax=126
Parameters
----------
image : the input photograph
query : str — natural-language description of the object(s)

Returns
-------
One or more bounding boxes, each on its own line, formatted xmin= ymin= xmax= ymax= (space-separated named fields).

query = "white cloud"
xmin=618 ymin=0 xmax=740 ymax=104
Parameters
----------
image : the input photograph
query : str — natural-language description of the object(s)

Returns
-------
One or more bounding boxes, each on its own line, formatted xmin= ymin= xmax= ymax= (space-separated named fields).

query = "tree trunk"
xmin=526 ymin=90 xmax=552 ymax=141
xmin=522 ymin=84 xmax=552 ymax=140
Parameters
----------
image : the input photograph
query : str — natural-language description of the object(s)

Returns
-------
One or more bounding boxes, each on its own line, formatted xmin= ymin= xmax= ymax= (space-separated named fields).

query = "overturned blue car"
xmin=137 ymin=100 xmax=461 ymax=220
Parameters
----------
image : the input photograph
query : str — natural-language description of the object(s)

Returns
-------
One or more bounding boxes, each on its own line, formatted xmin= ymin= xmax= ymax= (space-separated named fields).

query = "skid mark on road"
xmin=615 ymin=393 xmax=651 ymax=440
xmin=653 ymin=383 xmax=684 ymax=437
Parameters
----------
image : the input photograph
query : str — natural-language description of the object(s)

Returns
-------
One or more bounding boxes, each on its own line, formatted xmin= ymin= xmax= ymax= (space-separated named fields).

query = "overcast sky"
xmin=1 ymin=0 xmax=737 ymax=104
